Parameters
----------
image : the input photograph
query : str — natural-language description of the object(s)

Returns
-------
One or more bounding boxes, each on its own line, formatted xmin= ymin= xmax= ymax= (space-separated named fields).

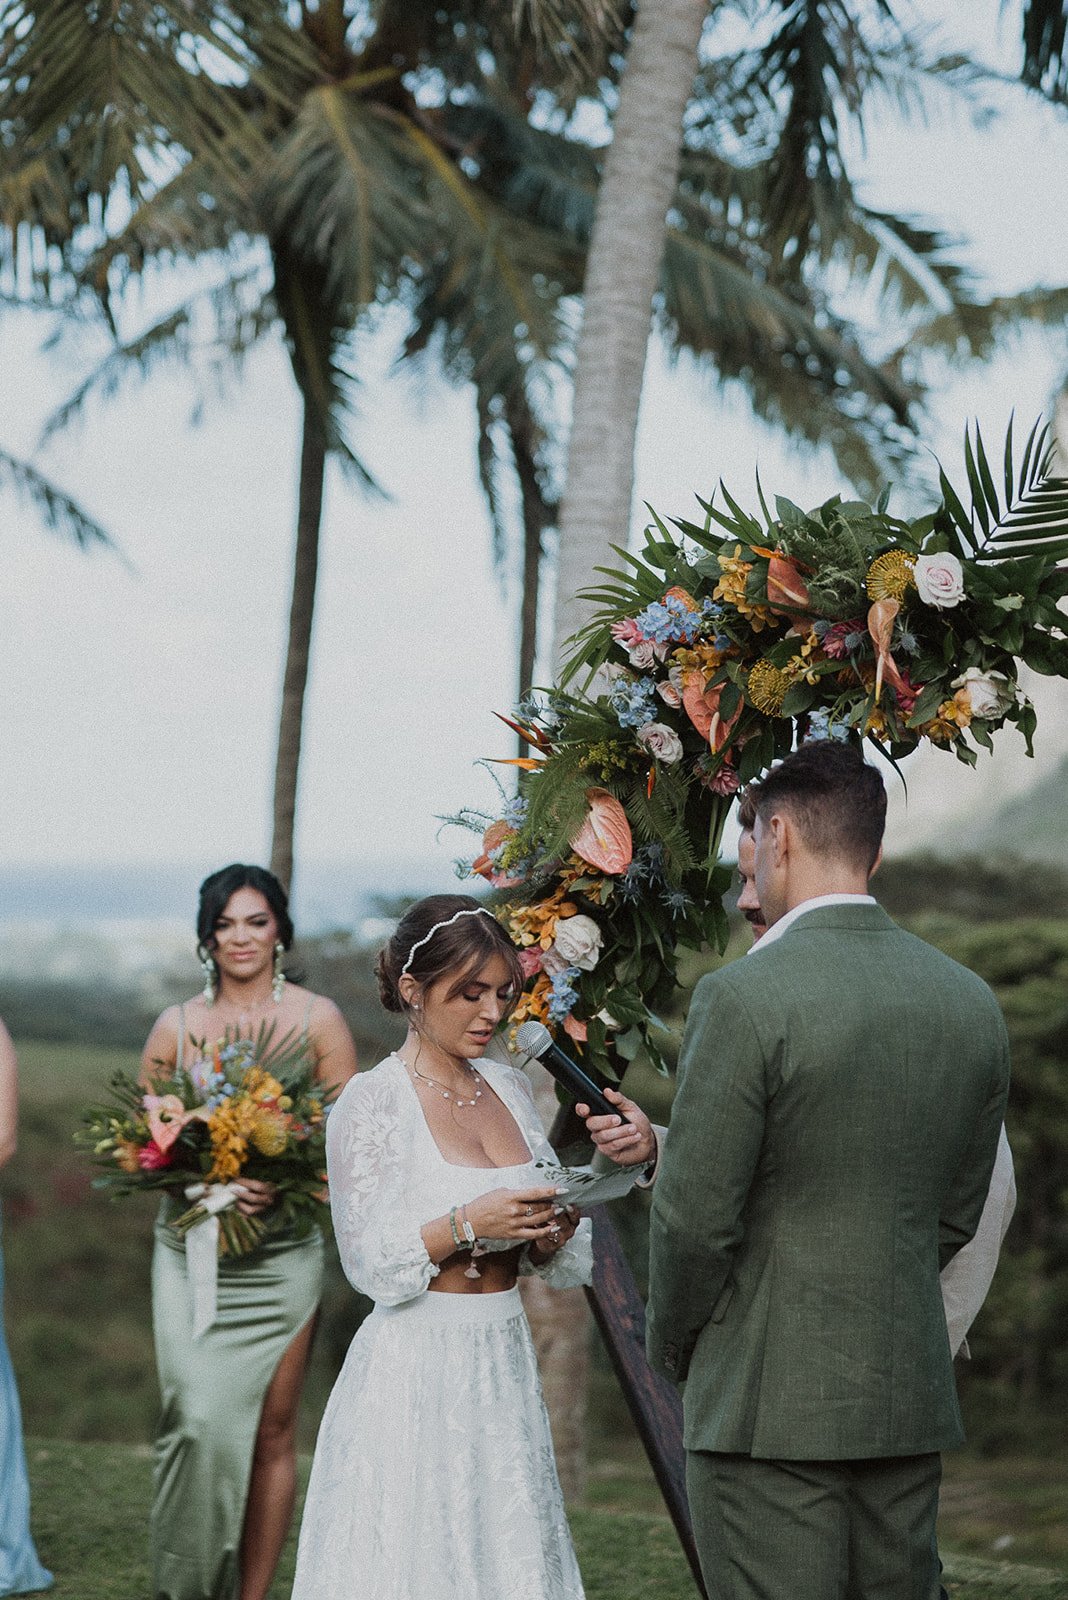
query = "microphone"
xmin=514 ymin=1021 xmax=627 ymax=1123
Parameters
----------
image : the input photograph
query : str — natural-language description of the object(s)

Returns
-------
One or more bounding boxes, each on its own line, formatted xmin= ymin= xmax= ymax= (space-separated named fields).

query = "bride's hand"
xmin=529 ymin=1204 xmax=579 ymax=1264
xmin=232 ymin=1178 xmax=277 ymax=1217
xmin=464 ymin=1185 xmax=561 ymax=1241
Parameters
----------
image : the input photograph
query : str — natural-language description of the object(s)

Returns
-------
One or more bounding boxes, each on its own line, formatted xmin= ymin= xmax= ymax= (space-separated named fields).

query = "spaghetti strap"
xmin=301 ymin=996 xmax=313 ymax=1045
xmin=177 ymin=1004 xmax=186 ymax=1073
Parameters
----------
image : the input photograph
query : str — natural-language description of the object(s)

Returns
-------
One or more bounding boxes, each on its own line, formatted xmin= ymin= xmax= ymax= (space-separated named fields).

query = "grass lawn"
xmin=24 ymin=1437 xmax=1068 ymax=1600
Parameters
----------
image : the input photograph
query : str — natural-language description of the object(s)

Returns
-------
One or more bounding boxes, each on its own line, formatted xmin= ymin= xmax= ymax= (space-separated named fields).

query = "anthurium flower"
xmin=570 ymin=789 xmax=633 ymax=874
xmin=766 ymin=553 xmax=811 ymax=620
xmin=143 ymin=1093 xmax=205 ymax=1153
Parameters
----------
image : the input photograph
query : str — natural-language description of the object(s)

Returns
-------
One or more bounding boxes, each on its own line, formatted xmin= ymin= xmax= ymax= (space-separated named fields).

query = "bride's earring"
xmin=200 ymin=948 xmax=217 ymax=1005
xmin=272 ymin=942 xmax=286 ymax=1004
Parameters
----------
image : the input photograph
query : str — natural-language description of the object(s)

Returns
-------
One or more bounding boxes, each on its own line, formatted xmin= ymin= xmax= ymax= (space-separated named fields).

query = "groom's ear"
xmin=767 ymin=810 xmax=791 ymax=864
xmin=869 ymin=844 xmax=884 ymax=880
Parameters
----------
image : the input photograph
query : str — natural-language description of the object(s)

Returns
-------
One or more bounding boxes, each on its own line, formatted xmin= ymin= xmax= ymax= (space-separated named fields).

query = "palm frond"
xmin=937 ymin=417 xmax=1068 ymax=563
xmin=0 ymin=447 xmax=114 ymax=551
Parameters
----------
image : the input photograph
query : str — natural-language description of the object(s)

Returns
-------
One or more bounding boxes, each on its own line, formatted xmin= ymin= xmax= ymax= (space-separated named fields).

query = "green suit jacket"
xmin=646 ymin=902 xmax=1010 ymax=1461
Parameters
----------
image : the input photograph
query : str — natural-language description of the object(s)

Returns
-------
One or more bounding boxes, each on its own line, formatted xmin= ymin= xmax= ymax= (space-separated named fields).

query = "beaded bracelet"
xmin=449 ymin=1206 xmax=464 ymax=1250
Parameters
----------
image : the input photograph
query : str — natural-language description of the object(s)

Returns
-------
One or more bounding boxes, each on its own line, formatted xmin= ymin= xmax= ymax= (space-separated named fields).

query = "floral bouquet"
xmin=461 ymin=419 xmax=1068 ymax=1080
xmin=78 ymin=1024 xmax=329 ymax=1257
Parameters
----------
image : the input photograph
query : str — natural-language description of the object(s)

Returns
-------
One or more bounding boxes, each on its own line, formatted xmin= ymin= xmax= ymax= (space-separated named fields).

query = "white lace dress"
xmin=290 ymin=1053 xmax=592 ymax=1600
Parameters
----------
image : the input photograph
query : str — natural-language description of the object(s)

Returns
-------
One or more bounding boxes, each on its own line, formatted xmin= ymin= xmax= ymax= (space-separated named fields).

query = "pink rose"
xmin=914 ymin=552 xmax=965 ymax=610
xmin=517 ymin=946 xmax=543 ymax=980
xmin=137 ymin=1139 xmax=175 ymax=1172
xmin=696 ymin=760 xmax=741 ymax=796
xmin=636 ymin=722 xmax=683 ymax=764
xmin=656 ymin=678 xmax=682 ymax=709
xmin=627 ymin=639 xmax=660 ymax=669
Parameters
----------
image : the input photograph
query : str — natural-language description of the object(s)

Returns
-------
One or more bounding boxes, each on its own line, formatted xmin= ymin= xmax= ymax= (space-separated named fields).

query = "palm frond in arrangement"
xmin=936 ymin=417 xmax=1068 ymax=567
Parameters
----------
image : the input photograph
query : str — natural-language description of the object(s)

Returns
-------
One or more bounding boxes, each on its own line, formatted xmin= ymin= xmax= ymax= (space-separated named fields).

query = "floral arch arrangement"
xmin=461 ymin=420 xmax=1068 ymax=1080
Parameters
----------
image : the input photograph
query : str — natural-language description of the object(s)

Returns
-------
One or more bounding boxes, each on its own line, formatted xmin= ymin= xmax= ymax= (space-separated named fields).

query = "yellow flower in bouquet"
xmin=747 ymin=659 xmax=791 ymax=716
xmin=714 ymin=547 xmax=777 ymax=631
xmin=866 ymin=550 xmax=916 ymax=602
xmin=250 ymin=1112 xmax=289 ymax=1159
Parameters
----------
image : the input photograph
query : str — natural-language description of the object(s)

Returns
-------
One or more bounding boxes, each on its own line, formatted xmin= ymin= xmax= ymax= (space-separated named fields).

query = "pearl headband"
xmin=400 ymin=907 xmax=499 ymax=977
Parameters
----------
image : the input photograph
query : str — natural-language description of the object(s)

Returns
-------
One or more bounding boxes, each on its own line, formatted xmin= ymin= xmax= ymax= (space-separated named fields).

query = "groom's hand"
xmin=576 ymin=1087 xmax=657 ymax=1169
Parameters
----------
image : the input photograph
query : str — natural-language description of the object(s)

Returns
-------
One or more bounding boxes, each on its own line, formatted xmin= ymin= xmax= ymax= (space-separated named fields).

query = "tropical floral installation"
xmin=459 ymin=419 xmax=1068 ymax=1080
xmin=78 ymin=1025 xmax=329 ymax=1256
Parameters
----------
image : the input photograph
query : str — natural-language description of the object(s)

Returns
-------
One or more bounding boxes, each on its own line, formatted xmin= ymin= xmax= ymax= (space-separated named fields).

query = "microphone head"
xmin=515 ymin=1020 xmax=553 ymax=1059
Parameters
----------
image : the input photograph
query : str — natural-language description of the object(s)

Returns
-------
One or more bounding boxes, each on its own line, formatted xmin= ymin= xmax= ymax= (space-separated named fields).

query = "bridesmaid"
xmin=0 ymin=1018 xmax=52 ymax=1596
xmin=141 ymin=864 xmax=357 ymax=1600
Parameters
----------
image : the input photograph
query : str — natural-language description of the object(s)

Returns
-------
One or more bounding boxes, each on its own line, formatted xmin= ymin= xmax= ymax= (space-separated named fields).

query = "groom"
xmin=645 ymin=741 xmax=1010 ymax=1599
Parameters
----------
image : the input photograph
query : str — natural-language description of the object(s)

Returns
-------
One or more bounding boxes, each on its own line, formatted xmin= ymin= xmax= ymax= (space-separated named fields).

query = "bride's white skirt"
xmin=291 ymin=1286 xmax=585 ymax=1600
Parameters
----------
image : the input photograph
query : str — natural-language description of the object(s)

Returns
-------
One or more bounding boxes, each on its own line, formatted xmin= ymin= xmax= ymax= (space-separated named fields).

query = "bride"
xmin=291 ymin=893 xmax=596 ymax=1600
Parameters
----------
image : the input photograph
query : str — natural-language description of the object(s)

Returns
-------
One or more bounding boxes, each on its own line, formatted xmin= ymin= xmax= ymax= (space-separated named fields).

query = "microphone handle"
xmin=541 ymin=1046 xmax=625 ymax=1123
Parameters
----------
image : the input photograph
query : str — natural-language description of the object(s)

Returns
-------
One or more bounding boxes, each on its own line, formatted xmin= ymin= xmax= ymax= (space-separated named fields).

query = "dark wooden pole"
xmin=546 ymin=1102 xmax=707 ymax=1597
xmin=585 ymin=1208 xmax=708 ymax=1599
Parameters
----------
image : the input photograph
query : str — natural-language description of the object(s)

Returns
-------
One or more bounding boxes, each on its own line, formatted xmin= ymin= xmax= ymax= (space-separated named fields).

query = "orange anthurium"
xmin=682 ymin=674 xmax=742 ymax=752
xmin=563 ymin=1014 xmax=589 ymax=1044
xmin=570 ymin=789 xmax=633 ymax=875
xmin=867 ymin=598 xmax=909 ymax=704
xmin=766 ymin=553 xmax=812 ymax=621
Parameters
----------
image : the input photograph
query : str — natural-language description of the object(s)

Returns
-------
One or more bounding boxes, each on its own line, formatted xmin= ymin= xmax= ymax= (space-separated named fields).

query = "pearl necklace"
xmin=410 ymin=1058 xmax=484 ymax=1109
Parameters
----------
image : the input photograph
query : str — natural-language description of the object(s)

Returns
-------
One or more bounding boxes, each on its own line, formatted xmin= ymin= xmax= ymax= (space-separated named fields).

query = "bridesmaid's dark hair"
xmin=375 ymin=894 xmax=522 ymax=1015
xmin=197 ymin=864 xmax=295 ymax=952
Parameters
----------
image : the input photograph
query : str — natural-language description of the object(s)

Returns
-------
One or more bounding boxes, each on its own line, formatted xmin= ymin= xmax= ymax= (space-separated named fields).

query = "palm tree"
xmin=549 ymin=0 xmax=1013 ymax=666
xmin=0 ymin=0 xmax=624 ymax=886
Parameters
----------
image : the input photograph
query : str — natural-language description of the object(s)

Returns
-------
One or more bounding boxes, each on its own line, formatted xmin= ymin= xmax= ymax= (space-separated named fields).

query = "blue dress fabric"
xmin=0 ymin=1208 xmax=53 ymax=1596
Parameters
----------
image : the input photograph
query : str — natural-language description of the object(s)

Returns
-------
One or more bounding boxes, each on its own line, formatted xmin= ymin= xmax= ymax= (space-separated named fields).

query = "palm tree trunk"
xmin=535 ymin=0 xmax=709 ymax=1506
xmin=270 ymin=397 xmax=327 ymax=892
xmin=504 ymin=391 xmax=551 ymax=714
xmin=552 ymin=0 xmax=709 ymax=671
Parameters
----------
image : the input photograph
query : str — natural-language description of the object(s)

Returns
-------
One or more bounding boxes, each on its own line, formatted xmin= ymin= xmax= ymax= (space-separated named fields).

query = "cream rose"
xmin=550 ymin=913 xmax=603 ymax=972
xmin=656 ymin=679 xmax=682 ymax=709
xmin=915 ymin=552 xmax=965 ymax=609
xmin=637 ymin=721 xmax=684 ymax=764
xmin=951 ymin=667 xmax=1015 ymax=719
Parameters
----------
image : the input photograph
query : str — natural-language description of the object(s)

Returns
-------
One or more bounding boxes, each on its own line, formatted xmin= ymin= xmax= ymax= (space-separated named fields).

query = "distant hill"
xmin=975 ymin=754 xmax=1068 ymax=865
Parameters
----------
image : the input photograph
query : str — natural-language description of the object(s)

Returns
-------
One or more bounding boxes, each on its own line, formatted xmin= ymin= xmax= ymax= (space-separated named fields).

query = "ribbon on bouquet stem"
xmin=182 ymin=1181 xmax=245 ymax=1339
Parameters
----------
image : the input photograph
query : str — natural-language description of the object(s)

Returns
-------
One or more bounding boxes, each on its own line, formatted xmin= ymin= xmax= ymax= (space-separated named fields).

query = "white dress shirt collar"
xmin=746 ymin=892 xmax=877 ymax=955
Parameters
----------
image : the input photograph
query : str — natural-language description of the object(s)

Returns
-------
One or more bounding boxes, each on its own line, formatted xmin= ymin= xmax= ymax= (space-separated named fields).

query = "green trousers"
xmin=686 ymin=1450 xmax=943 ymax=1600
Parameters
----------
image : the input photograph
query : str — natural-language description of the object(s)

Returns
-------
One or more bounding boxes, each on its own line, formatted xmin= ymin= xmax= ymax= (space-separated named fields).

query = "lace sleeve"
xmin=326 ymin=1072 xmax=439 ymax=1305
xmin=506 ymin=1064 xmax=594 ymax=1290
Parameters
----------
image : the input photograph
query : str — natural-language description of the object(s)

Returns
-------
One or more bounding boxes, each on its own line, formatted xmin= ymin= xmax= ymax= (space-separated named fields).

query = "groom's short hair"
xmin=750 ymin=741 xmax=886 ymax=870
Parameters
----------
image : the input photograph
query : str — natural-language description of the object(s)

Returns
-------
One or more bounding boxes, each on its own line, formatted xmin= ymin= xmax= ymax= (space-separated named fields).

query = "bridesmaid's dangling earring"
xmin=200 ymin=948 xmax=217 ymax=1005
xmin=272 ymin=942 xmax=286 ymax=1004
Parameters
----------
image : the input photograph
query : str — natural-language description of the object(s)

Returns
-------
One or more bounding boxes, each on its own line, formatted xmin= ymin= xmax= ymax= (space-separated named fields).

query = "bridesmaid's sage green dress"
xmin=150 ymin=1008 xmax=322 ymax=1600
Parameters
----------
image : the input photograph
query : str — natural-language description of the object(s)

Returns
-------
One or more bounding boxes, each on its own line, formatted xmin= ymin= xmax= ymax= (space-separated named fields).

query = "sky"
xmin=2 ymin=2 xmax=1068 ymax=928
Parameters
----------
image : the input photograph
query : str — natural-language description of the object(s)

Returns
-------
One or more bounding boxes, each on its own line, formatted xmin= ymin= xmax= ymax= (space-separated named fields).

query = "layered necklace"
xmin=409 ymin=1044 xmax=484 ymax=1109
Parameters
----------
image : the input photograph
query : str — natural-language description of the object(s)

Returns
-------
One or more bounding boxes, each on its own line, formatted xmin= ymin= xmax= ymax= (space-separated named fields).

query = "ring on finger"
xmin=525 ymin=1205 xmax=534 ymax=1218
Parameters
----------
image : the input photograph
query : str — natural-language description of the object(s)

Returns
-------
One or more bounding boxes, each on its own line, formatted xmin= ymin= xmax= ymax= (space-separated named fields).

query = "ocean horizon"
xmin=0 ymin=857 xmax=462 ymax=933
